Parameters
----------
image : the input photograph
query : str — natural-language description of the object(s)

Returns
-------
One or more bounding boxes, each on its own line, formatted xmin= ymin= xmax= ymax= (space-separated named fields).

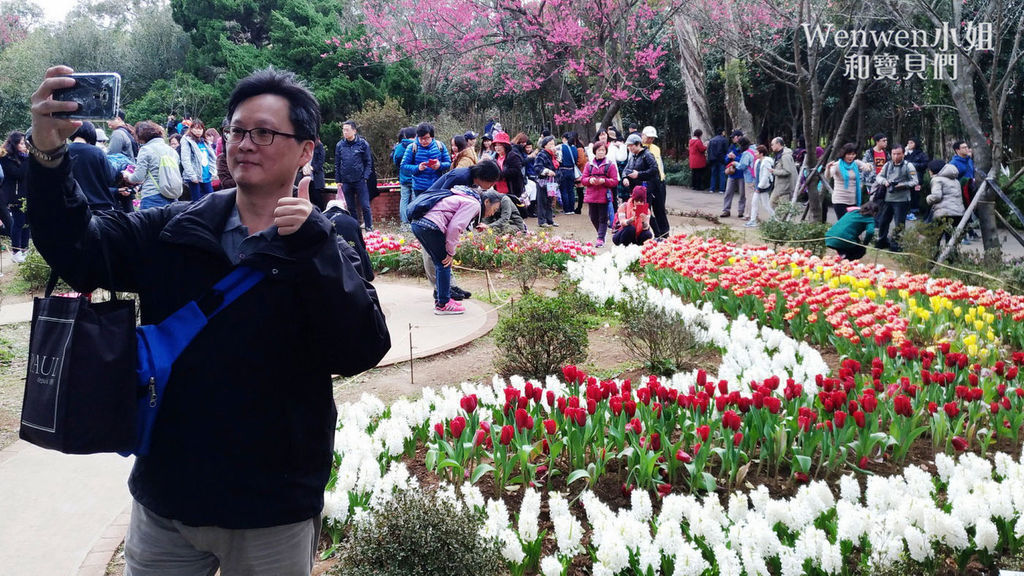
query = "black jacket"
xmin=68 ymin=142 xmax=118 ymax=210
xmin=624 ymin=148 xmax=659 ymax=184
xmin=707 ymin=135 xmax=728 ymax=164
xmin=334 ymin=137 xmax=372 ymax=184
xmin=0 ymin=153 xmax=27 ymax=207
xmin=905 ymin=148 xmax=929 ymax=180
xmin=499 ymin=150 xmax=525 ymax=196
xmin=311 ymin=142 xmax=327 ymax=190
xmin=27 ymin=156 xmax=391 ymax=529
xmin=427 ymin=166 xmax=474 ymax=191
xmin=323 ymin=205 xmax=374 ymax=281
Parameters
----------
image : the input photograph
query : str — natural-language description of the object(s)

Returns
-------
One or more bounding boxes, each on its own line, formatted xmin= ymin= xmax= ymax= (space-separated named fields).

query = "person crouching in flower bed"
xmin=411 ymin=186 xmax=499 ymax=315
xmin=825 ymin=200 xmax=879 ymax=260
xmin=477 ymin=190 xmax=526 ymax=235
xmin=612 ymin=186 xmax=653 ymax=246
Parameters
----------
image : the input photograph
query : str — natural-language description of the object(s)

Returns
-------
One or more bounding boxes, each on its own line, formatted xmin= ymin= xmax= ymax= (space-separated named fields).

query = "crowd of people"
xmin=1 ymin=97 xmax=982 ymax=292
xmin=687 ymin=127 xmax=975 ymax=260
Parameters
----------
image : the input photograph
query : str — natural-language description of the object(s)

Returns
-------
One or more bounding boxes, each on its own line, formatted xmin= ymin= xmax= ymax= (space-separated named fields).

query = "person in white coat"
xmin=746 ymin=145 xmax=775 ymax=226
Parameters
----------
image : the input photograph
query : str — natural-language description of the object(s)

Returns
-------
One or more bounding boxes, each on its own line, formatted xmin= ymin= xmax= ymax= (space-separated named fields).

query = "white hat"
xmin=642 ymin=126 xmax=658 ymax=138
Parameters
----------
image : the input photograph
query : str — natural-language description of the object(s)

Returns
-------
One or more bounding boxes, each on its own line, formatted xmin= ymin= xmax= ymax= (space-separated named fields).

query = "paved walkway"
xmin=0 ymin=278 xmax=495 ymax=576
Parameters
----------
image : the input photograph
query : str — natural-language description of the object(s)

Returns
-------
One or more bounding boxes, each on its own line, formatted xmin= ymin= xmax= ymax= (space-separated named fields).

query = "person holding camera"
xmin=26 ymin=65 xmax=390 ymax=575
xmin=620 ymin=133 xmax=660 ymax=233
xmin=873 ymin=144 xmax=918 ymax=250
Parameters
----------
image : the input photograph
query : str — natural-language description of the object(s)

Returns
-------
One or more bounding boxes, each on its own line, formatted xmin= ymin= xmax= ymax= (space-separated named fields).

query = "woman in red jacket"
xmin=581 ymin=141 xmax=619 ymax=247
xmin=688 ymin=129 xmax=708 ymax=191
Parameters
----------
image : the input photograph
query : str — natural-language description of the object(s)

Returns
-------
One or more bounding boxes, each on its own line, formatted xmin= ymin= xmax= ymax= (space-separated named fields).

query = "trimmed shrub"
xmin=617 ymin=292 xmax=699 ymax=376
xmin=334 ymin=490 xmax=505 ymax=576
xmin=494 ymin=293 xmax=588 ymax=378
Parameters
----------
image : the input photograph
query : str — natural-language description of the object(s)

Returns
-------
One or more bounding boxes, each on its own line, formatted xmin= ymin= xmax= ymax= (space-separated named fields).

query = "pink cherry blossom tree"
xmin=355 ymin=0 xmax=685 ymax=132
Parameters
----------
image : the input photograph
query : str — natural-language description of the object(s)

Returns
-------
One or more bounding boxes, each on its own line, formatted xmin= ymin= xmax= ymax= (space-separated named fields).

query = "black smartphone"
xmin=52 ymin=73 xmax=121 ymax=120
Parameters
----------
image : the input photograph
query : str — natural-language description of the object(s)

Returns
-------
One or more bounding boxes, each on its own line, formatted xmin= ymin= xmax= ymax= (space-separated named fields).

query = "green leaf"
xmin=438 ymin=458 xmax=462 ymax=473
xmin=567 ymin=469 xmax=592 ymax=486
xmin=425 ymin=449 xmax=438 ymax=471
xmin=471 ymin=463 xmax=495 ymax=484
xmin=794 ymin=454 xmax=812 ymax=473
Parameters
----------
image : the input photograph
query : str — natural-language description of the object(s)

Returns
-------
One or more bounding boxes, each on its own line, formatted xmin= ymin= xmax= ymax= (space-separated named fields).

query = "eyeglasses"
xmin=225 ymin=126 xmax=299 ymax=146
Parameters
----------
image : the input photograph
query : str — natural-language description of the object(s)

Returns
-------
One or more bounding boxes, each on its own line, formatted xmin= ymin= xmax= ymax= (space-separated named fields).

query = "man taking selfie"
xmin=26 ymin=66 xmax=391 ymax=575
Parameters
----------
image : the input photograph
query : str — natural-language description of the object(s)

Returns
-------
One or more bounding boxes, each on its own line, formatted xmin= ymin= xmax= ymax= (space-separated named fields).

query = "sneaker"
xmin=596 ymin=239 xmax=605 ymax=248
xmin=539 ymin=223 xmax=551 ymax=228
xmin=434 ymin=301 xmax=465 ymax=315
xmin=906 ymin=213 xmax=917 ymax=221
xmin=11 ymin=251 xmax=26 ymax=263
xmin=454 ymin=286 xmax=472 ymax=299
xmin=743 ymin=221 xmax=758 ymax=228
xmin=550 ymin=222 xmax=560 ymax=227
xmin=719 ymin=212 xmax=730 ymax=218
xmin=450 ymin=286 xmax=471 ymax=300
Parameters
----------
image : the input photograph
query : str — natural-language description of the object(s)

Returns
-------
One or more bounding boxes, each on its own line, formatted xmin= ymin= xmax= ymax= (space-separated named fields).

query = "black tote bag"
xmin=20 ymin=275 xmax=137 ymax=454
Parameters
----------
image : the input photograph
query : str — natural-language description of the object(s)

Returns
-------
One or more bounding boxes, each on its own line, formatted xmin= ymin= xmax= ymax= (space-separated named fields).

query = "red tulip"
xmin=696 ymin=425 xmax=710 ymax=442
xmin=628 ymin=418 xmax=643 ymax=434
xmin=943 ymin=402 xmax=959 ymax=418
xmin=764 ymin=396 xmax=782 ymax=414
xmin=858 ymin=456 xmax=869 ymax=468
xmin=853 ymin=410 xmax=866 ymax=428
xmin=460 ymin=394 xmax=478 ymax=414
xmin=893 ymin=395 xmax=913 ymax=418
xmin=515 ymin=408 xmax=531 ymax=431
xmin=722 ymin=410 xmax=742 ymax=431
xmin=675 ymin=450 xmax=692 ymax=463
xmin=834 ymin=410 xmax=847 ymax=428
xmin=649 ymin=432 xmax=661 ymax=451
xmin=473 ymin=429 xmax=486 ymax=447
xmin=434 ymin=422 xmax=445 ymax=438
xmin=794 ymin=472 xmax=810 ymax=483
xmin=450 ymin=416 xmax=467 ymax=439
xmin=733 ymin=432 xmax=743 ymax=447
xmin=951 ymin=436 xmax=968 ymax=452
xmin=499 ymin=425 xmax=514 ymax=446
xmin=657 ymin=483 xmax=672 ymax=498
xmin=543 ymin=419 xmax=557 ymax=435
xmin=610 ymin=396 xmax=623 ymax=416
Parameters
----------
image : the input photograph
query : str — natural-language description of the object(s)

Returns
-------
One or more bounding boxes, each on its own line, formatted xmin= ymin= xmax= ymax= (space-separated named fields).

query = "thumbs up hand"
xmin=275 ymin=176 xmax=313 ymax=235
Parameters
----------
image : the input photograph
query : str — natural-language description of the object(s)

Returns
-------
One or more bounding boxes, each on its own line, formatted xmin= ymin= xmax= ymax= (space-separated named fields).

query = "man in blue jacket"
xmin=334 ymin=120 xmax=374 ymax=230
xmin=401 ymin=122 xmax=451 ymax=197
xmin=706 ymin=128 xmax=728 ymax=194
xmin=391 ymin=126 xmax=415 ymax=228
xmin=27 ymin=65 xmax=390 ymax=575
xmin=722 ymin=133 xmax=751 ymax=218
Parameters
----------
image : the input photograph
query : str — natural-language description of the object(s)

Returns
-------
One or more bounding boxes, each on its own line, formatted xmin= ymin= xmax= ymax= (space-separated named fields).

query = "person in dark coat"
xmin=426 ymin=160 xmax=500 ymax=193
xmin=67 ymin=121 xmax=119 ymax=211
xmin=334 ymin=120 xmax=374 ymax=229
xmin=323 ymin=199 xmax=374 ymax=280
xmin=1 ymin=131 xmax=31 ymax=262
xmin=26 ymin=65 xmax=390 ymax=574
xmin=309 ymin=139 xmax=327 ymax=210
xmin=904 ymin=137 xmax=930 ymax=218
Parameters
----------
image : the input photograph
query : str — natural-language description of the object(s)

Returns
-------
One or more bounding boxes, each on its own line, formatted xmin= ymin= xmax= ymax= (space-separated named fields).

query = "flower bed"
xmin=366 ymin=228 xmax=597 ymax=273
xmin=454 ymin=229 xmax=597 ymax=271
xmin=322 ymin=241 xmax=1024 ymax=574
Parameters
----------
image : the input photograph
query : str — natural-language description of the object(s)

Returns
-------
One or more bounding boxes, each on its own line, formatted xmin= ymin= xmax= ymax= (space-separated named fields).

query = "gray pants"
xmin=723 ymin=178 xmax=747 ymax=216
xmin=125 ymin=500 xmax=319 ymax=576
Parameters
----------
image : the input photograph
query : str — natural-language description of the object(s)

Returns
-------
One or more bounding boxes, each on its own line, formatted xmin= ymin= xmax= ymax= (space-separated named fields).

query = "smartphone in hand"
xmin=52 ymin=73 xmax=121 ymax=120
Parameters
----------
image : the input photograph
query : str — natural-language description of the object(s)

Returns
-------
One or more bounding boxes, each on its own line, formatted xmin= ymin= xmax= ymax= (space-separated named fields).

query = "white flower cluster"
xmin=326 ymin=374 xmax=1024 ymax=574
xmin=568 ymin=247 xmax=828 ymax=395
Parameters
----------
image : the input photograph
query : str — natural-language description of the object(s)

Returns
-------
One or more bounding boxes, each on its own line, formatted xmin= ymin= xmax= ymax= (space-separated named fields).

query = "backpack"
xmin=392 ymin=142 xmax=406 ymax=174
xmin=406 ymin=185 xmax=479 ymax=221
xmin=118 ymin=126 xmax=140 ymax=158
xmin=154 ymin=152 xmax=184 ymax=199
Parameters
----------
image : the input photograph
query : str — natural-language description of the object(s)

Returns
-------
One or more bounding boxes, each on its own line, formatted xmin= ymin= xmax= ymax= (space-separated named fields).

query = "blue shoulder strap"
xmin=204 ymin=266 xmax=265 ymax=318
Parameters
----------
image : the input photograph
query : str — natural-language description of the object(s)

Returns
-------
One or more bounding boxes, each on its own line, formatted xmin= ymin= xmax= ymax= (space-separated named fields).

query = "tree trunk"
xmin=673 ymin=15 xmax=712 ymax=137
xmin=600 ymin=101 xmax=623 ymax=134
xmin=723 ymin=58 xmax=754 ymax=137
